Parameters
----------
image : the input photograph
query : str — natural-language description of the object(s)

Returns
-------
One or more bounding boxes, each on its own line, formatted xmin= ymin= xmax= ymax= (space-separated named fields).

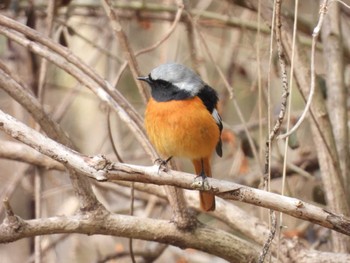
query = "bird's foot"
xmin=154 ymin=156 xmax=172 ymax=173
xmin=192 ymin=171 xmax=211 ymax=191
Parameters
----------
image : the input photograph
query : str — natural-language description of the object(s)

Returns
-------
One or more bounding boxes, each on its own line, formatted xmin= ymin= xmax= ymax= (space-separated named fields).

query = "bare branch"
xmin=0 ymin=14 xmax=155 ymax=159
xmin=278 ymin=0 xmax=328 ymax=139
xmin=135 ymin=3 xmax=184 ymax=56
xmin=245 ymin=0 xmax=350 ymax=252
xmin=0 ymin=140 xmax=64 ymax=170
xmin=321 ymin=0 xmax=350 ymax=253
xmin=260 ymin=0 xmax=290 ymax=260
xmin=322 ymin=1 xmax=350 ymax=199
xmin=0 ymin=211 xmax=264 ymax=262
xmin=0 ymin=62 xmax=102 ymax=212
xmin=0 ymin=108 xmax=349 ymax=237
xmin=100 ymin=0 xmax=149 ymax=102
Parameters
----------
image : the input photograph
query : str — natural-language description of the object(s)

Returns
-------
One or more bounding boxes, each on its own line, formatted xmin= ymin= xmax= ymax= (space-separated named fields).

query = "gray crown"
xmin=150 ymin=63 xmax=205 ymax=95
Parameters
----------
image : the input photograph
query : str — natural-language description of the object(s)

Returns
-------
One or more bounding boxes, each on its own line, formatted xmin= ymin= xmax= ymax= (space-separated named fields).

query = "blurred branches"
xmin=1 ymin=0 xmax=350 ymax=262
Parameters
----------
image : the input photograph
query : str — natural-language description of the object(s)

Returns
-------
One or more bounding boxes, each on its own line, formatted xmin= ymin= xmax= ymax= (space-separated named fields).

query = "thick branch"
xmin=0 ymin=211 xmax=262 ymax=262
xmin=321 ymin=2 xmax=350 ymax=198
xmin=0 ymin=64 xmax=101 ymax=212
xmin=0 ymin=108 xmax=349 ymax=236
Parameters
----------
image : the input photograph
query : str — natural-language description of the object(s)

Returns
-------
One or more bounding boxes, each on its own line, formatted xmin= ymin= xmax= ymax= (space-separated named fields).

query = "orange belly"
xmin=145 ymin=97 xmax=220 ymax=159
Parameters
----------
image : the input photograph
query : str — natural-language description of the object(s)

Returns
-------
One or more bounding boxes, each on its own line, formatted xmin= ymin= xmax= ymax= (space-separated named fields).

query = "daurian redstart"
xmin=138 ymin=63 xmax=222 ymax=211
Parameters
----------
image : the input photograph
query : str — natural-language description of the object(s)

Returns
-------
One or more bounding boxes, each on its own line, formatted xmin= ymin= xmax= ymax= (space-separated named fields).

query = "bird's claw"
xmin=192 ymin=175 xmax=211 ymax=191
xmin=154 ymin=157 xmax=172 ymax=173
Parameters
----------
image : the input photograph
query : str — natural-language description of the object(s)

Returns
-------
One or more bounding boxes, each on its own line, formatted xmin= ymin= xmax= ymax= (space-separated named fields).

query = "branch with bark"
xmin=0 ymin=108 xmax=349 ymax=237
xmin=1 ymin=99 xmax=350 ymax=262
xmin=1 ymin=1 xmax=350 ymax=261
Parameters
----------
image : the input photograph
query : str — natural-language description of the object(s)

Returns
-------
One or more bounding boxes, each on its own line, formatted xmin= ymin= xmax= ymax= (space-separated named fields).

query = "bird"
xmin=138 ymin=63 xmax=222 ymax=211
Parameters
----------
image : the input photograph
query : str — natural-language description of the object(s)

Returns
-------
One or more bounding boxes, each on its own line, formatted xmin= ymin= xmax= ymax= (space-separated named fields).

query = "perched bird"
xmin=138 ymin=63 xmax=222 ymax=211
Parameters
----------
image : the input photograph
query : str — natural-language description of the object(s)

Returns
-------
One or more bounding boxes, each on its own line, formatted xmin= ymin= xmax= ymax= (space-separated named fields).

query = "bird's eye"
xmin=148 ymin=74 xmax=154 ymax=82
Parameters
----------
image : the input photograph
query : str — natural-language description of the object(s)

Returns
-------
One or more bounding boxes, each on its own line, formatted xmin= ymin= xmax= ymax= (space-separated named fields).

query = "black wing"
xmin=197 ymin=85 xmax=223 ymax=157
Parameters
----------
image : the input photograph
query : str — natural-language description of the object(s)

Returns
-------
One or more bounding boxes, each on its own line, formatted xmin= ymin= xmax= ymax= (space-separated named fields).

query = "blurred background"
xmin=0 ymin=0 xmax=350 ymax=262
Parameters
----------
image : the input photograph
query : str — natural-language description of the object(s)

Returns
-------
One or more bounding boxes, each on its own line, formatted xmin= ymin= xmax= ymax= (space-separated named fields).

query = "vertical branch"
xmin=264 ymin=0 xmax=289 ymax=182
xmin=321 ymin=1 xmax=350 ymax=201
xmin=279 ymin=1 xmax=299 ymax=261
xmin=100 ymin=0 xmax=149 ymax=102
xmin=256 ymin=0 xmax=263 ymax=163
xmin=269 ymin=0 xmax=289 ymax=141
xmin=260 ymin=0 xmax=289 ymax=261
xmin=264 ymin=0 xmax=277 ymax=186
xmin=321 ymin=1 xmax=350 ymax=253
xmin=37 ymin=0 xmax=55 ymax=102
xmin=272 ymin=0 xmax=350 ymax=253
xmin=34 ymin=2 xmax=55 ymax=260
xmin=34 ymin=168 xmax=42 ymax=263
xmin=184 ymin=5 xmax=200 ymax=72
xmin=278 ymin=1 xmax=328 ymax=140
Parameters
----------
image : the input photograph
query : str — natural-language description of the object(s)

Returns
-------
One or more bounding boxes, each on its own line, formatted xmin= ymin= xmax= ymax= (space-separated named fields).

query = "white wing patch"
xmin=212 ymin=108 xmax=222 ymax=128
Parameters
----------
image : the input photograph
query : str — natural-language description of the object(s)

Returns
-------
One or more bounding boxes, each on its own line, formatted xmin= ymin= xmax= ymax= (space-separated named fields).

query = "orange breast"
xmin=145 ymin=97 xmax=220 ymax=159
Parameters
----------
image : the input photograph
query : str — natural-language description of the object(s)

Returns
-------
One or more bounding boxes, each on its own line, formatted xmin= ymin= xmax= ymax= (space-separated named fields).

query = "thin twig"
xmin=35 ymin=2 xmax=55 ymax=257
xmin=100 ymin=0 xmax=149 ymax=102
xmin=55 ymin=18 xmax=124 ymax=63
xmin=107 ymin=107 xmax=136 ymax=261
xmin=0 ymin=15 xmax=155 ymax=159
xmin=0 ymin=62 xmax=101 ymax=212
xmin=264 ymin=0 xmax=277 ymax=187
xmin=111 ymin=2 xmax=184 ymax=89
xmin=259 ymin=210 xmax=277 ymax=263
xmin=261 ymin=0 xmax=278 ymax=262
xmin=135 ymin=3 xmax=184 ymax=56
xmin=34 ymin=168 xmax=42 ymax=263
xmin=107 ymin=108 xmax=123 ymax=163
xmin=257 ymin=0 xmax=263 ymax=163
xmin=332 ymin=0 xmax=350 ymax=9
xmin=1 ymin=108 xmax=350 ymax=236
xmin=278 ymin=1 xmax=299 ymax=260
xmin=129 ymin=182 xmax=136 ymax=263
xmin=264 ymin=0 xmax=289 ymax=184
xmin=37 ymin=0 xmax=55 ymax=102
xmin=186 ymin=13 xmax=261 ymax=170
xmin=278 ymin=0 xmax=329 ymax=139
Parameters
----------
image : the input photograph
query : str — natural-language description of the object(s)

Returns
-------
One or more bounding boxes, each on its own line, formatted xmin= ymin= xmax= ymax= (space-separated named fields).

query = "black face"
xmin=139 ymin=75 xmax=192 ymax=102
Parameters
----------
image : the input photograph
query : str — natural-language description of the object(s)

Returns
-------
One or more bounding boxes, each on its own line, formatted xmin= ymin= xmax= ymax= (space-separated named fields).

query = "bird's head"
xmin=138 ymin=63 xmax=205 ymax=101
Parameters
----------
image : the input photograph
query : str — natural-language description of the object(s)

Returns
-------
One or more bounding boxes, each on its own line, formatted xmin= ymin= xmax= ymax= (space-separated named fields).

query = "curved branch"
xmin=0 ymin=60 xmax=101 ymax=212
xmin=0 ymin=210 xmax=263 ymax=262
xmin=101 ymin=0 xmax=149 ymax=102
xmin=0 ymin=14 xmax=156 ymax=160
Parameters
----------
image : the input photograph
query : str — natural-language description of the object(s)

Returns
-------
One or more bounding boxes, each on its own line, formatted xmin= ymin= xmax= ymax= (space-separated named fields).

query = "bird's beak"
xmin=137 ymin=76 xmax=151 ymax=84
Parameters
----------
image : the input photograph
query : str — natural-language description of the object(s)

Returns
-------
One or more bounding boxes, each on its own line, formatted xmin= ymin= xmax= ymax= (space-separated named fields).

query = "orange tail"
xmin=192 ymin=158 xmax=215 ymax=211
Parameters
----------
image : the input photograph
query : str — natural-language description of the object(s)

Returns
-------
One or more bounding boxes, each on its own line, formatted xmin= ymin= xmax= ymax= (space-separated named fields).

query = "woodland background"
xmin=0 ymin=0 xmax=350 ymax=262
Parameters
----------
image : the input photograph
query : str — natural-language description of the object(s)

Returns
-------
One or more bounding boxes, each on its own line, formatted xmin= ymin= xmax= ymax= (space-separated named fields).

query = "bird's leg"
xmin=154 ymin=156 xmax=173 ymax=173
xmin=194 ymin=159 xmax=211 ymax=190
